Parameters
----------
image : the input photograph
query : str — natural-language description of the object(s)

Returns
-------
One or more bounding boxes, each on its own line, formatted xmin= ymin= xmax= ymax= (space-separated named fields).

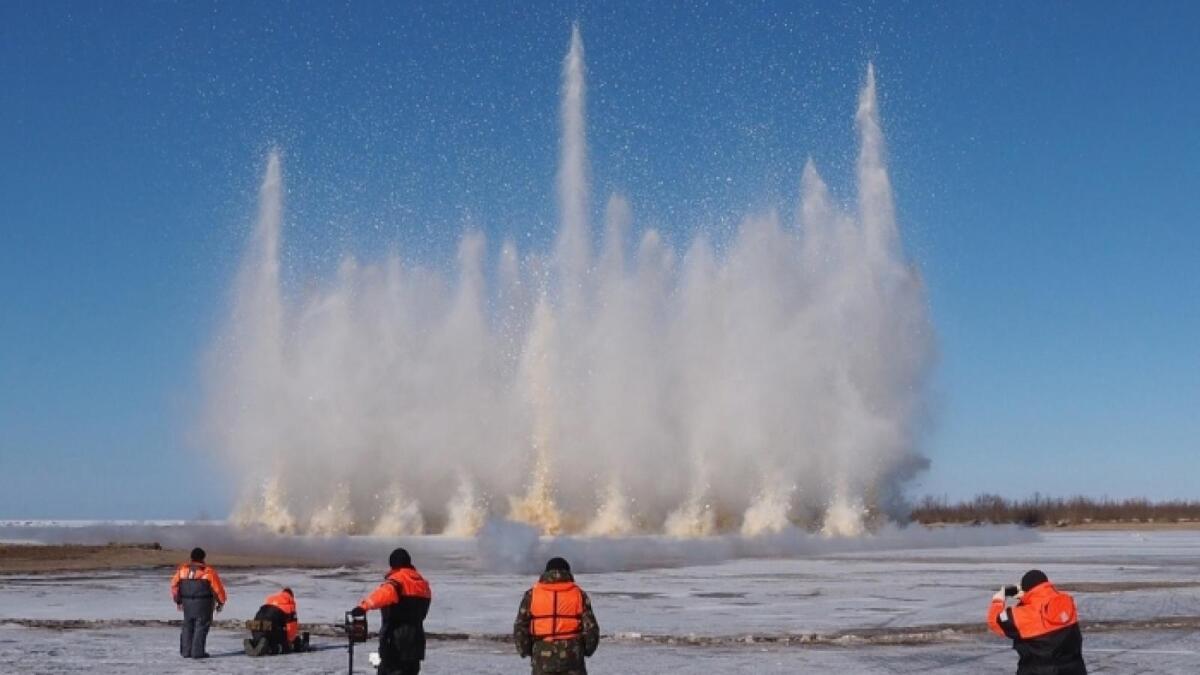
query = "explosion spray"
xmin=207 ymin=26 xmax=933 ymax=537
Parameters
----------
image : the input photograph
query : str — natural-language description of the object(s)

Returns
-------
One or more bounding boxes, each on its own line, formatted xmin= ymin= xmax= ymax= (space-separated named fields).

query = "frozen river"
xmin=2 ymin=625 xmax=1198 ymax=674
xmin=2 ymin=527 xmax=1198 ymax=673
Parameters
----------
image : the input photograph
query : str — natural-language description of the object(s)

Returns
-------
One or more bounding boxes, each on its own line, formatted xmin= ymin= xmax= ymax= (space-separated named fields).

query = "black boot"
xmin=244 ymin=636 xmax=271 ymax=657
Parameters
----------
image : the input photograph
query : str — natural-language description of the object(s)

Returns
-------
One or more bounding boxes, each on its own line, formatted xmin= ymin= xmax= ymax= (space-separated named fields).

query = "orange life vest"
xmin=529 ymin=580 xmax=584 ymax=641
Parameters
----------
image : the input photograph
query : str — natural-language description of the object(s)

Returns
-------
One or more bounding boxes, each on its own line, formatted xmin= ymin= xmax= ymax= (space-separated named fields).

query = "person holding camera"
xmin=987 ymin=569 xmax=1087 ymax=674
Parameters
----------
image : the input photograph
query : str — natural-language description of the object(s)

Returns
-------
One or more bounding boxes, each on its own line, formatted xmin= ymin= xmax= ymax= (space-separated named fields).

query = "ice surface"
xmin=1 ymin=626 xmax=1198 ymax=674
xmin=1 ymin=530 xmax=1199 ymax=672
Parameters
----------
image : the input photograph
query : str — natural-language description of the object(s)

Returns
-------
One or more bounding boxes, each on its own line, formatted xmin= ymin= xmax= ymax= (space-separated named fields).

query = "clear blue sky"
xmin=1 ymin=2 xmax=1197 ymax=519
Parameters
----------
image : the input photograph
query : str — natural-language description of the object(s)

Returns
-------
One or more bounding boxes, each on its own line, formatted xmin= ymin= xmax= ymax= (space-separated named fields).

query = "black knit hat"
xmin=1020 ymin=569 xmax=1049 ymax=592
xmin=389 ymin=547 xmax=412 ymax=568
xmin=545 ymin=557 xmax=571 ymax=573
xmin=190 ymin=547 xmax=206 ymax=562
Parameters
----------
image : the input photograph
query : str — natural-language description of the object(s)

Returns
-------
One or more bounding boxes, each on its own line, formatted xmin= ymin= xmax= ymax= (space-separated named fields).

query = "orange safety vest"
xmin=529 ymin=580 xmax=584 ymax=641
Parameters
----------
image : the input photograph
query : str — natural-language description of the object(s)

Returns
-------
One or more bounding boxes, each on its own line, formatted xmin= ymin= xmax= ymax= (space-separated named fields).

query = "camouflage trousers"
xmin=532 ymin=666 xmax=585 ymax=675
xmin=530 ymin=638 xmax=587 ymax=674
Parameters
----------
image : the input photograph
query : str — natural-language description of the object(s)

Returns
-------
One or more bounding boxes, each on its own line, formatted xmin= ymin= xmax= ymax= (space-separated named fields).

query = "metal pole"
xmin=346 ymin=611 xmax=355 ymax=674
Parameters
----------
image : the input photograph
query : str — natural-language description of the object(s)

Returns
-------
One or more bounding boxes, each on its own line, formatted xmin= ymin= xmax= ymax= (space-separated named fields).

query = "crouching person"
xmin=514 ymin=557 xmax=600 ymax=675
xmin=245 ymin=587 xmax=309 ymax=656
xmin=987 ymin=569 xmax=1087 ymax=675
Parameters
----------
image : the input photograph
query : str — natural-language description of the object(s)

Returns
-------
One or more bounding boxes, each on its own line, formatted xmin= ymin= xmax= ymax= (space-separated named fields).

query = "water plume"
xmin=741 ymin=480 xmax=795 ymax=537
xmin=585 ymin=480 xmax=637 ymax=537
xmin=308 ymin=483 xmax=355 ymax=536
xmin=443 ymin=477 xmax=486 ymax=537
xmin=204 ymin=27 xmax=934 ymax=538
xmin=231 ymin=476 xmax=297 ymax=535
xmin=555 ymin=23 xmax=590 ymax=304
xmin=372 ymin=486 xmax=425 ymax=537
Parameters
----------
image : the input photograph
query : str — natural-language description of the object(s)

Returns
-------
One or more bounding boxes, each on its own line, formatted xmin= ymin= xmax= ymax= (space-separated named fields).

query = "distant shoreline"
xmin=911 ymin=495 xmax=1200 ymax=531
xmin=917 ymin=520 xmax=1200 ymax=531
xmin=1039 ymin=520 xmax=1200 ymax=531
xmin=0 ymin=543 xmax=334 ymax=574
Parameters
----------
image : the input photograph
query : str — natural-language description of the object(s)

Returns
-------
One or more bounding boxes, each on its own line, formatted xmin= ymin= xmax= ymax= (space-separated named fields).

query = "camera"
xmin=1004 ymin=585 xmax=1021 ymax=597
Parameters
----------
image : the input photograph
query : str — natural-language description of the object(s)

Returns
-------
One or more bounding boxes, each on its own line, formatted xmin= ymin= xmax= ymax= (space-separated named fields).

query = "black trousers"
xmin=180 ymin=599 xmax=214 ymax=657
xmin=378 ymin=662 xmax=420 ymax=675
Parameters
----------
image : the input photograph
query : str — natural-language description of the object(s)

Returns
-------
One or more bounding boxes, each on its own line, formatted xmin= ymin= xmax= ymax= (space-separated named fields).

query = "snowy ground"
xmin=2 ymin=527 xmax=1199 ymax=673
xmin=2 ymin=625 xmax=1198 ymax=674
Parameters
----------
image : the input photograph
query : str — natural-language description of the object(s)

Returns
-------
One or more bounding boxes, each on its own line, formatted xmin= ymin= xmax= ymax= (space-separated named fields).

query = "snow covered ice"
xmin=3 ymin=627 xmax=1199 ymax=674
xmin=2 ymin=526 xmax=1200 ymax=673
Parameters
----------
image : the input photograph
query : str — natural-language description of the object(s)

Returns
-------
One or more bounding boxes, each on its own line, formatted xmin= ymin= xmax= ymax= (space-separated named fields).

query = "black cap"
xmin=282 ymin=587 xmax=293 ymax=596
xmin=545 ymin=557 xmax=571 ymax=573
xmin=389 ymin=547 xmax=412 ymax=568
xmin=1020 ymin=569 xmax=1049 ymax=592
xmin=190 ymin=547 xmax=206 ymax=562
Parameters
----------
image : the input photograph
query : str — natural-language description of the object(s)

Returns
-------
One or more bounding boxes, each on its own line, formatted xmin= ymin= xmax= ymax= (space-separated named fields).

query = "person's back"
xmin=350 ymin=548 xmax=432 ymax=675
xmin=169 ymin=547 xmax=226 ymax=659
xmin=987 ymin=569 xmax=1087 ymax=675
xmin=514 ymin=557 xmax=600 ymax=675
xmin=246 ymin=587 xmax=306 ymax=655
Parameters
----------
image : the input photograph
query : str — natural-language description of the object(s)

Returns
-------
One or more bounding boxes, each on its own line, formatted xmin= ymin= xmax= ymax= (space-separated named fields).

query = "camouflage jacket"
xmin=513 ymin=569 xmax=600 ymax=673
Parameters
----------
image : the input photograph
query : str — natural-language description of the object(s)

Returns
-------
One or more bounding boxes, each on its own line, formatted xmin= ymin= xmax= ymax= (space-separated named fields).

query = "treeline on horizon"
xmin=909 ymin=494 xmax=1200 ymax=527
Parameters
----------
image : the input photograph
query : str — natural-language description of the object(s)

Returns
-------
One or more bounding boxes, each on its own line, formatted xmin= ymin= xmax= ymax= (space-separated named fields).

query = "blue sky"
xmin=1 ymin=1 xmax=1197 ymax=518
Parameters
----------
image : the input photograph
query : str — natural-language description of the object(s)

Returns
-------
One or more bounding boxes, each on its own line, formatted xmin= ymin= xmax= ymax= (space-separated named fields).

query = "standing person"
xmin=169 ymin=547 xmax=227 ymax=659
xmin=349 ymin=548 xmax=432 ymax=675
xmin=514 ymin=557 xmax=600 ymax=675
xmin=987 ymin=569 xmax=1087 ymax=675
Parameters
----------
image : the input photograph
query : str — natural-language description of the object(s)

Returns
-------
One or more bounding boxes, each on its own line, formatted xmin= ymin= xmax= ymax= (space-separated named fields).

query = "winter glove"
xmin=368 ymin=652 xmax=382 ymax=667
xmin=176 ymin=603 xmax=183 ymax=612
xmin=215 ymin=603 xmax=224 ymax=613
xmin=350 ymin=606 xmax=367 ymax=617
xmin=992 ymin=587 xmax=1007 ymax=603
